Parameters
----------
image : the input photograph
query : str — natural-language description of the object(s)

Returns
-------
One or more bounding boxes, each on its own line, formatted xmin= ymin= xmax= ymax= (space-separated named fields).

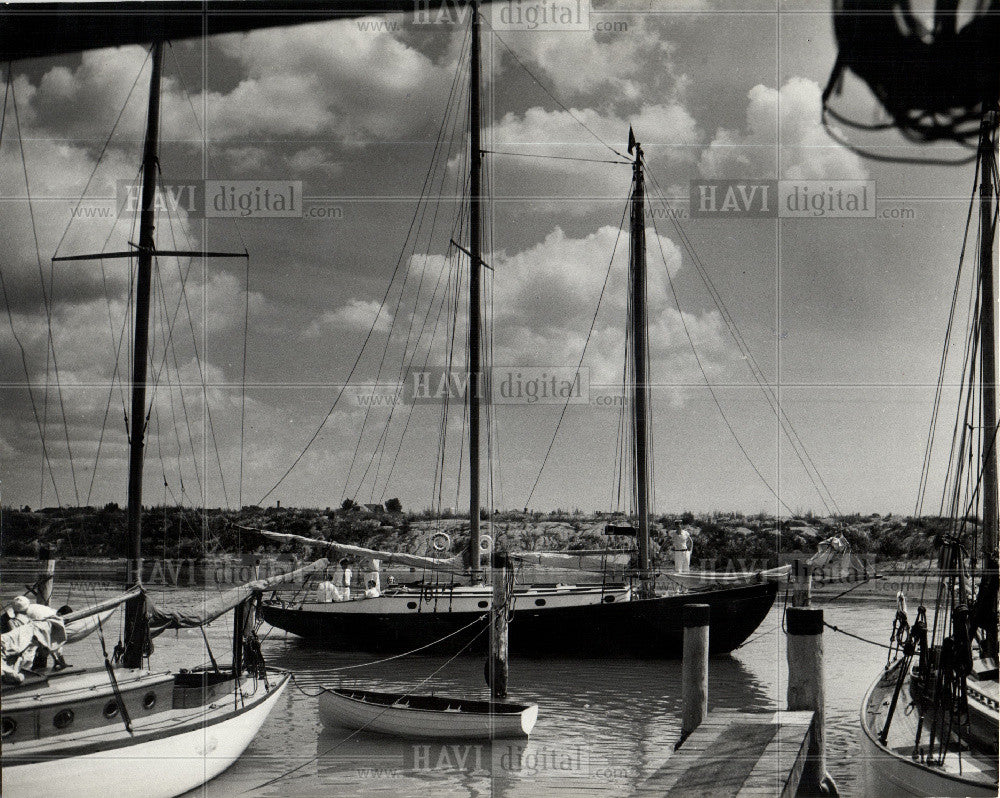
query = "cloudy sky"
xmin=0 ymin=1 xmax=984 ymax=516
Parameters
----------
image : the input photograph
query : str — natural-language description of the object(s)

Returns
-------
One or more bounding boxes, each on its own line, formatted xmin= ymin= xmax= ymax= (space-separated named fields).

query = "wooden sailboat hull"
xmin=319 ymin=688 xmax=537 ymax=738
xmin=1 ymin=669 xmax=289 ymax=798
xmin=261 ymin=580 xmax=779 ymax=657
xmin=860 ymin=660 xmax=998 ymax=798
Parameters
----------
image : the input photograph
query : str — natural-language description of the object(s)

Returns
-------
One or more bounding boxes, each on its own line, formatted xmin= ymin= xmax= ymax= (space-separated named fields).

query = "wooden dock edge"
xmin=634 ymin=709 xmax=815 ymax=797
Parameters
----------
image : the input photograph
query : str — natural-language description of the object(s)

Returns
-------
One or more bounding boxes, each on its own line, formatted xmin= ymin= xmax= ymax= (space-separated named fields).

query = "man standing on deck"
xmin=670 ymin=525 xmax=693 ymax=573
xmin=339 ymin=559 xmax=353 ymax=601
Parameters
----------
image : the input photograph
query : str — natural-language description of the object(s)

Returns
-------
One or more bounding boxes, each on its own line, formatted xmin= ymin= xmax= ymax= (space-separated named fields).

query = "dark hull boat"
xmin=254 ymin=5 xmax=788 ymax=662
xmin=260 ymin=580 xmax=778 ymax=657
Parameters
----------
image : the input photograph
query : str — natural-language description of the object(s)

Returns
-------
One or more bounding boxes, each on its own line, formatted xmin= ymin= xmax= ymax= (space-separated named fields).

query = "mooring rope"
xmin=248 ymin=623 xmax=490 ymax=793
xmin=287 ymin=613 xmax=488 ymax=694
xmin=822 ymin=620 xmax=894 ymax=651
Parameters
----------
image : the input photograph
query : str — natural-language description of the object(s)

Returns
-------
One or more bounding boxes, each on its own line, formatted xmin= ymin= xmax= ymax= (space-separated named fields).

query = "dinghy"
xmin=319 ymin=688 xmax=538 ymax=739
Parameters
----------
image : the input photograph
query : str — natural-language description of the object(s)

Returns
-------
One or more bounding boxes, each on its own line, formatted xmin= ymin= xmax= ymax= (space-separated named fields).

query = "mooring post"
xmin=38 ymin=544 xmax=56 ymax=606
xmin=488 ymin=552 xmax=510 ymax=699
xmin=677 ymin=603 xmax=710 ymax=748
xmin=786 ymin=606 xmax=838 ymax=796
xmin=792 ymin=558 xmax=812 ymax=607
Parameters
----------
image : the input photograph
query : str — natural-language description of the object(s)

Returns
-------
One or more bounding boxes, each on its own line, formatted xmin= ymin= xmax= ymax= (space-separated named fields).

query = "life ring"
xmin=431 ymin=531 xmax=451 ymax=552
xmin=479 ymin=535 xmax=492 ymax=553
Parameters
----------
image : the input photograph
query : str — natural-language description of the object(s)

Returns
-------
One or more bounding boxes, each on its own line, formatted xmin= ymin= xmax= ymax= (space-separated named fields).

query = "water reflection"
xmin=160 ymin=600 xmax=898 ymax=796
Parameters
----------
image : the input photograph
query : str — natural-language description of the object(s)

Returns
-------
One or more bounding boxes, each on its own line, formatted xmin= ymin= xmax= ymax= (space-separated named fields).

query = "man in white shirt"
xmin=670 ymin=526 xmax=693 ymax=573
xmin=316 ymin=574 xmax=342 ymax=603
xmin=339 ymin=559 xmax=353 ymax=601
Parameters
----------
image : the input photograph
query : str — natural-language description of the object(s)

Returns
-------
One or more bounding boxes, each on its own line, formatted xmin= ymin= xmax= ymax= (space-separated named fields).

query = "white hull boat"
xmin=860 ymin=659 xmax=998 ymax=798
xmin=319 ymin=688 xmax=538 ymax=739
xmin=2 ymin=667 xmax=289 ymax=798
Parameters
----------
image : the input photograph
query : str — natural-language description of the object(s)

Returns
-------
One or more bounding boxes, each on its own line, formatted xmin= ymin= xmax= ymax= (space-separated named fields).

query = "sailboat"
xmin=859 ymin=111 xmax=999 ymax=796
xmin=258 ymin=2 xmax=780 ymax=658
xmin=0 ymin=40 xmax=312 ymax=798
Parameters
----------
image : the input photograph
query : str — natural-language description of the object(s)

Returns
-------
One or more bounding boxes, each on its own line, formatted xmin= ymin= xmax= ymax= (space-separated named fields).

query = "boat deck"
xmin=634 ymin=710 xmax=814 ymax=798
xmin=864 ymin=665 xmax=999 ymax=788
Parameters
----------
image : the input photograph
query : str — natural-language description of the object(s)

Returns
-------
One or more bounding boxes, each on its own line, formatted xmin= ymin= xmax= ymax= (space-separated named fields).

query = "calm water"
xmin=17 ymin=586 xmax=899 ymax=797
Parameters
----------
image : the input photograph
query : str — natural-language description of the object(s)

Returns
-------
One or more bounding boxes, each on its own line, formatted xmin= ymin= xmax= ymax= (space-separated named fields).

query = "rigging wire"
xmin=483 ymin=149 xmax=631 ymax=165
xmin=0 ymin=71 xmax=60 ymax=503
xmin=643 ymin=164 xmax=840 ymax=515
xmin=164 ymin=44 xmax=257 ymax=508
xmin=10 ymin=70 xmax=81 ymax=506
xmin=486 ymin=25 xmax=629 ymax=161
xmin=646 ymin=195 xmax=800 ymax=516
xmin=523 ymin=198 xmax=630 ymax=508
xmin=343 ymin=38 xmax=471 ymax=503
xmin=259 ymin=26 xmax=472 ymax=507
xmin=914 ymin=155 xmax=982 ymax=516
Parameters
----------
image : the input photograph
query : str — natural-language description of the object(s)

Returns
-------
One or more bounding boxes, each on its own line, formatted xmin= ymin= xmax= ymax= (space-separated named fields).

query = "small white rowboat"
xmin=319 ymin=688 xmax=538 ymax=739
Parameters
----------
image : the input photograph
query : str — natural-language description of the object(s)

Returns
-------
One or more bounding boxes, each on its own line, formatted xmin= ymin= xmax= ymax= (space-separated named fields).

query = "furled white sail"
xmin=244 ymin=526 xmax=466 ymax=574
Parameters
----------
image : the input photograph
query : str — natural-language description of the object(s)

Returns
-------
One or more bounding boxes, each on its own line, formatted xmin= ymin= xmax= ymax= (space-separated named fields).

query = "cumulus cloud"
xmin=488 ymin=225 xmax=726 ymax=386
xmin=484 ymin=11 xmax=684 ymax=103
xmin=698 ymin=77 xmax=868 ymax=180
xmin=202 ymin=17 xmax=461 ymax=144
xmin=305 ymin=299 xmax=393 ymax=338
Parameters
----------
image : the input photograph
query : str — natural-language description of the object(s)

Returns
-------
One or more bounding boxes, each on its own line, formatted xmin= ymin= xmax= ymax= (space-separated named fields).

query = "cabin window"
xmin=603 ymin=595 xmax=616 ymax=603
xmin=53 ymin=709 xmax=74 ymax=729
xmin=1 ymin=717 xmax=16 ymax=738
xmin=102 ymin=700 xmax=120 ymax=719
xmin=143 ymin=692 xmax=157 ymax=710
xmin=478 ymin=601 xmax=488 ymax=609
xmin=406 ymin=601 xmax=418 ymax=610
xmin=534 ymin=598 xmax=546 ymax=606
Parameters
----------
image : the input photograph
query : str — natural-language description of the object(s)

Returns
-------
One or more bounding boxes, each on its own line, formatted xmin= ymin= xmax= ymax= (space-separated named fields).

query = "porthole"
xmin=1 ymin=716 xmax=16 ymax=739
xmin=406 ymin=601 xmax=418 ymax=610
xmin=142 ymin=692 xmax=157 ymax=710
xmin=534 ymin=598 xmax=546 ymax=607
xmin=102 ymin=700 xmax=120 ymax=719
xmin=603 ymin=595 xmax=616 ymax=603
xmin=478 ymin=601 xmax=489 ymax=609
xmin=53 ymin=709 xmax=75 ymax=729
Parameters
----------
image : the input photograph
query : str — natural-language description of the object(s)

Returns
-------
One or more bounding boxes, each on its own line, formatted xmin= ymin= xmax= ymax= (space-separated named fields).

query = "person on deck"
xmin=316 ymin=571 xmax=342 ymax=603
xmin=364 ymin=578 xmax=381 ymax=598
xmin=4 ymin=595 xmax=68 ymax=672
xmin=364 ymin=559 xmax=381 ymax=596
xmin=339 ymin=559 xmax=353 ymax=601
xmin=670 ymin=526 xmax=693 ymax=574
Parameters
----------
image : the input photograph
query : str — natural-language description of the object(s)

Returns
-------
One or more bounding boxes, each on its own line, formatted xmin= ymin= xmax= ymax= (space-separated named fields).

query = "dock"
xmin=635 ymin=710 xmax=815 ymax=798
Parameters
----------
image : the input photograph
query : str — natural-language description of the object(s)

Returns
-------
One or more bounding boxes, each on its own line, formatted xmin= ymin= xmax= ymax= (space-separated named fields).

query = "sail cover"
xmin=61 ymin=585 xmax=143 ymax=624
xmin=147 ymin=557 xmax=329 ymax=636
xmin=245 ymin=527 xmax=467 ymax=574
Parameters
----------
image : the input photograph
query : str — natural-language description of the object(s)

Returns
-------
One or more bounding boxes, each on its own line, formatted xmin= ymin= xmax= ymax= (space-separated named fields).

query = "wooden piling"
xmin=38 ymin=544 xmax=56 ymax=606
xmin=792 ymin=558 xmax=811 ymax=607
xmin=679 ymin=603 xmax=710 ymax=747
xmin=786 ymin=606 xmax=838 ymax=796
xmin=488 ymin=553 xmax=510 ymax=699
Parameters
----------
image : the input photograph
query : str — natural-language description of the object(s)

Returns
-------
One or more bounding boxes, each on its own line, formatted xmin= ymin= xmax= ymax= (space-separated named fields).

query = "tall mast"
xmin=467 ymin=1 xmax=483 ymax=582
xmin=978 ymin=109 xmax=998 ymax=659
xmin=123 ymin=40 xmax=163 ymax=667
xmin=629 ymin=140 xmax=652 ymax=593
